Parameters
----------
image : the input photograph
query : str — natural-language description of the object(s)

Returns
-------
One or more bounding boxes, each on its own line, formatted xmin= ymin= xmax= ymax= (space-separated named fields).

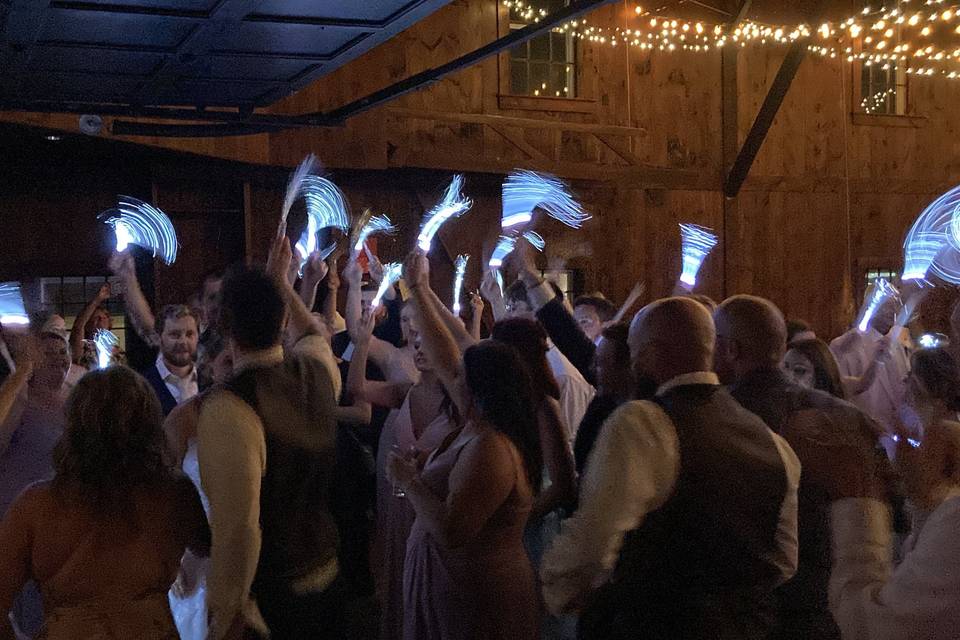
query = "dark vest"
xmin=140 ymin=363 xmax=178 ymax=416
xmin=580 ymin=384 xmax=789 ymax=640
xmin=227 ymin=352 xmax=339 ymax=588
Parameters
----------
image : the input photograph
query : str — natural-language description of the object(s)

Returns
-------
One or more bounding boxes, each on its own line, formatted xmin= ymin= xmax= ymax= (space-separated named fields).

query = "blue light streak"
xmin=679 ymin=223 xmax=718 ymax=287
xmin=99 ymin=196 xmax=179 ymax=265
xmin=418 ymin=175 xmax=472 ymax=252
xmin=452 ymin=254 xmax=469 ymax=314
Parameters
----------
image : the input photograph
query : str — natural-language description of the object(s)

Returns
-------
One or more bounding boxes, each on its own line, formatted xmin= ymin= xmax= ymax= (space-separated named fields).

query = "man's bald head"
xmin=713 ymin=295 xmax=787 ymax=384
xmin=629 ymin=297 xmax=716 ymax=393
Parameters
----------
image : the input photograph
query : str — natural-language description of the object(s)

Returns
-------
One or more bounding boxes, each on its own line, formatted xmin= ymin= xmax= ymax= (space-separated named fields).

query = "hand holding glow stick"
xmin=856 ymin=278 xmax=900 ymax=333
xmin=93 ymin=329 xmax=119 ymax=369
xmin=352 ymin=210 xmax=399 ymax=253
xmin=99 ymin=197 xmax=179 ymax=265
xmin=372 ymin=263 xmax=403 ymax=308
xmin=452 ymin=255 xmax=470 ymax=314
xmin=417 ymin=175 xmax=472 ymax=252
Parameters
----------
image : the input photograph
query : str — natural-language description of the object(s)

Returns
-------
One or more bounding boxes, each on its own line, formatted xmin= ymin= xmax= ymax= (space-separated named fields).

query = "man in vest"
xmin=198 ymin=236 xmax=343 ymax=640
xmin=714 ymin=295 xmax=892 ymax=640
xmin=541 ymin=296 xmax=800 ymax=639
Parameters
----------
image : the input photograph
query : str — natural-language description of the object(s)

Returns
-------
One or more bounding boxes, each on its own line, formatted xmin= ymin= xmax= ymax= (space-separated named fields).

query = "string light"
xmin=502 ymin=0 xmax=960 ymax=80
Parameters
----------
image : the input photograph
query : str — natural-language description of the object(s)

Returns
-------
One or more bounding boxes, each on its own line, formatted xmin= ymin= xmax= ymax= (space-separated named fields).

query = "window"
xmin=39 ymin=276 xmax=128 ymax=351
xmin=541 ymin=268 xmax=577 ymax=301
xmin=864 ymin=268 xmax=900 ymax=285
xmin=860 ymin=62 xmax=907 ymax=115
xmin=509 ymin=0 xmax=577 ymax=97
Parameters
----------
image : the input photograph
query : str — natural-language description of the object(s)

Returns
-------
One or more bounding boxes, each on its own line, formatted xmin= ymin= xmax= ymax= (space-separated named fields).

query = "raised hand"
xmin=266 ymin=235 xmax=294 ymax=284
xmin=343 ymin=251 xmax=363 ymax=287
xmin=107 ymin=251 xmax=136 ymax=281
xmin=403 ymin=250 xmax=430 ymax=291
xmin=469 ymin=291 xmax=484 ymax=315
xmin=479 ymin=269 xmax=502 ymax=303
xmin=303 ymin=251 xmax=329 ymax=284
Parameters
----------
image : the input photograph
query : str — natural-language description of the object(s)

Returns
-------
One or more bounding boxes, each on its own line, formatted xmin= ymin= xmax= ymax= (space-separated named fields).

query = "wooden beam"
xmin=487 ymin=125 xmax=553 ymax=163
xmin=723 ymin=42 xmax=806 ymax=198
xmin=385 ymin=107 xmax=647 ymax=137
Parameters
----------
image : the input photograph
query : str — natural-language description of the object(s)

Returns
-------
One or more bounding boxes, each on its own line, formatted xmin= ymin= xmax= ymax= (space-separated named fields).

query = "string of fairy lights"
xmin=504 ymin=0 xmax=960 ymax=80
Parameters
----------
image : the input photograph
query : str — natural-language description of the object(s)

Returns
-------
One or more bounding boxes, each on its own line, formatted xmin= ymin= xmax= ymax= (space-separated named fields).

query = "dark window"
xmin=509 ymin=0 xmax=577 ymax=97
xmin=40 ymin=276 xmax=128 ymax=350
xmin=860 ymin=62 xmax=906 ymax=115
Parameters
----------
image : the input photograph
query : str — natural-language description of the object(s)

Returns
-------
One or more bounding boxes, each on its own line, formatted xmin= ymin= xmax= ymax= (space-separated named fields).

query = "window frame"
xmin=496 ymin=0 xmax=598 ymax=113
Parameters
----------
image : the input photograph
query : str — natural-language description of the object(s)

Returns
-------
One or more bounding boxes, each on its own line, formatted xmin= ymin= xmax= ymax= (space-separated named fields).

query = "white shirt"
xmin=830 ymin=326 xmax=911 ymax=437
xmin=546 ymin=345 xmax=595 ymax=443
xmin=155 ymin=354 xmax=198 ymax=406
xmin=198 ymin=335 xmax=339 ymax=640
xmin=541 ymin=371 xmax=800 ymax=615
xmin=830 ymin=491 xmax=960 ymax=640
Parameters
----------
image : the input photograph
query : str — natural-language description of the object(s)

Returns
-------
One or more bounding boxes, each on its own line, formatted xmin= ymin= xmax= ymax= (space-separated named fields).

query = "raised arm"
xmin=342 ymin=309 xmax=407 ymax=423
xmin=109 ymin=251 xmax=158 ymax=348
xmin=298 ymin=251 xmax=329 ymax=313
xmin=70 ymin=282 xmax=111 ymax=363
xmin=479 ymin=269 xmax=507 ymax=322
xmin=468 ymin=292 xmax=484 ymax=341
xmin=321 ymin=253 xmax=343 ymax=332
xmin=531 ymin=397 xmax=577 ymax=522
xmin=0 ymin=342 xmax=32 ymax=458
xmin=842 ymin=337 xmax=891 ymax=398
xmin=404 ymin=251 xmax=470 ymax=415
xmin=266 ymin=236 xmax=325 ymax=345
xmin=512 ymin=242 xmax=596 ymax=384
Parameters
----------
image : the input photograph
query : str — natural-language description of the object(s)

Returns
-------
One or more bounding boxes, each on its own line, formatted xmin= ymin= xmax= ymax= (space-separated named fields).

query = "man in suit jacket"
xmin=714 ymin=295 xmax=893 ymax=640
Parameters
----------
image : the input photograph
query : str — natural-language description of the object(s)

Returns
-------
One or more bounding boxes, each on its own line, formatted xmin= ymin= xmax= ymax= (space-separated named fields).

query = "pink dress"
xmin=402 ymin=431 xmax=539 ymax=640
xmin=376 ymin=393 xmax=457 ymax=640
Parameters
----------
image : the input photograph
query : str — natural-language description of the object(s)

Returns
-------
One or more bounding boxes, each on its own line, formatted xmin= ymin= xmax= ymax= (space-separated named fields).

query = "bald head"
xmin=629 ymin=297 xmax=716 ymax=391
xmin=714 ymin=295 xmax=787 ymax=383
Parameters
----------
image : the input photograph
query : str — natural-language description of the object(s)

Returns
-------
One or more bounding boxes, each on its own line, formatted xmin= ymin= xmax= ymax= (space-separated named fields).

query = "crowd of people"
xmin=1 ymin=228 xmax=959 ymax=640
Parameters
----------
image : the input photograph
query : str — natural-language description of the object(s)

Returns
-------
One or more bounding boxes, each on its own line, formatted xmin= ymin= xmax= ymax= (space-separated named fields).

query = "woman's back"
xmin=1 ymin=476 xmax=206 ymax=639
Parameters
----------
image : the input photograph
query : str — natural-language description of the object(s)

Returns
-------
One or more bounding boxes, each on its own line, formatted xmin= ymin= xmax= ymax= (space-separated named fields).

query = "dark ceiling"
xmin=0 ymin=0 xmax=454 ymax=111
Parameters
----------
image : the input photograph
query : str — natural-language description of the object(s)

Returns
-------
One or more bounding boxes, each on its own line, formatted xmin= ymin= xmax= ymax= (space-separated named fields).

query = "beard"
xmin=162 ymin=347 xmax=194 ymax=368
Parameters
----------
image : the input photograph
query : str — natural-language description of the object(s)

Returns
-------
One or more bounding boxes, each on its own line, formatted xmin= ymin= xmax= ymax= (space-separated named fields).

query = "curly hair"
xmin=52 ymin=366 xmax=174 ymax=516
xmin=912 ymin=348 xmax=960 ymax=412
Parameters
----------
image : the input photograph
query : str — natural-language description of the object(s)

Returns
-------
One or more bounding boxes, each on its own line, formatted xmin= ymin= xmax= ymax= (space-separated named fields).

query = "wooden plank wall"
xmin=3 ymin=0 xmax=960 ymax=337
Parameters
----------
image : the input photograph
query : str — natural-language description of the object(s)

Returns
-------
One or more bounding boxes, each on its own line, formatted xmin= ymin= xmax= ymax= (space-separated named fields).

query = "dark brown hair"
xmin=53 ymin=366 xmax=173 ymax=515
xmin=912 ymin=347 xmax=960 ymax=411
xmin=492 ymin=318 xmax=561 ymax=403
xmin=787 ymin=338 xmax=845 ymax=399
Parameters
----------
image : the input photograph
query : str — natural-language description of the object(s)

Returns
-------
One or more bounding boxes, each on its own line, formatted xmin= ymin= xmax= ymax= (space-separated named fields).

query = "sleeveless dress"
xmin=402 ymin=431 xmax=540 ymax=640
xmin=167 ymin=439 xmax=210 ymax=640
xmin=376 ymin=392 xmax=458 ymax=640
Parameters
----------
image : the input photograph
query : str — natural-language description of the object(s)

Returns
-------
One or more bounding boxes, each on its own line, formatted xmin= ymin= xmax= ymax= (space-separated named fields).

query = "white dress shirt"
xmin=541 ymin=371 xmax=800 ymax=615
xmin=198 ymin=335 xmax=338 ymax=640
xmin=155 ymin=354 xmax=198 ymax=406
xmin=546 ymin=345 xmax=595 ymax=444
xmin=830 ymin=491 xmax=960 ymax=640
xmin=830 ymin=326 xmax=911 ymax=438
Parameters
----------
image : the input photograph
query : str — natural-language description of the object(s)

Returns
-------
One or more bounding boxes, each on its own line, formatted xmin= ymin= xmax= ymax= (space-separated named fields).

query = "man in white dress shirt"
xmin=541 ymin=297 xmax=800 ymax=640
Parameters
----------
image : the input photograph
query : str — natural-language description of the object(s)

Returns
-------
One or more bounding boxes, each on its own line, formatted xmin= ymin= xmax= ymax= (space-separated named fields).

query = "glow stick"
xmin=857 ymin=278 xmax=899 ymax=333
xmin=0 ymin=282 xmax=29 ymax=325
xmin=522 ymin=230 xmax=545 ymax=252
xmin=93 ymin=328 xmax=118 ymax=369
xmin=493 ymin=268 xmax=504 ymax=296
xmin=501 ymin=170 xmax=590 ymax=230
xmin=902 ymin=184 xmax=960 ymax=282
xmin=488 ymin=236 xmax=517 ymax=269
xmin=99 ymin=196 xmax=179 ymax=265
xmin=452 ymin=254 xmax=469 ymax=314
xmin=280 ymin=154 xmax=319 ymax=237
xmin=679 ymin=223 xmax=719 ymax=287
xmin=352 ymin=211 xmax=398 ymax=252
xmin=372 ymin=262 xmax=403 ymax=308
xmin=417 ymin=175 xmax=472 ymax=252
xmin=293 ymin=175 xmax=351 ymax=268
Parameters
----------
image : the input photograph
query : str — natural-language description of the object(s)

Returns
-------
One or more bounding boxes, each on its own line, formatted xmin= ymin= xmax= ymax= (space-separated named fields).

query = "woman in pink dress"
xmin=347 ymin=309 xmax=460 ymax=640
xmin=387 ymin=253 xmax=541 ymax=640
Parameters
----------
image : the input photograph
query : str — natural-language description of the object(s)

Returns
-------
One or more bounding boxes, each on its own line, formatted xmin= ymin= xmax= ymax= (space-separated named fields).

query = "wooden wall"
xmin=4 ymin=0 xmax=960 ymax=337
